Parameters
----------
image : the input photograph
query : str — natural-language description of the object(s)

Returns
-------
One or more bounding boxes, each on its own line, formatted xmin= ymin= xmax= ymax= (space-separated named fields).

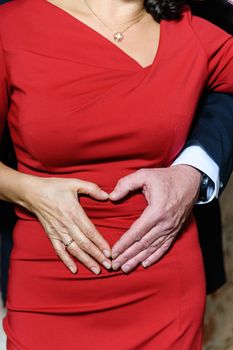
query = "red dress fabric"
xmin=0 ymin=1 xmax=233 ymax=349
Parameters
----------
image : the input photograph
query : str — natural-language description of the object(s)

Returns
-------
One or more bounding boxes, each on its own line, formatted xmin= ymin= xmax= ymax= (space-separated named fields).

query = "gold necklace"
xmin=83 ymin=0 xmax=146 ymax=42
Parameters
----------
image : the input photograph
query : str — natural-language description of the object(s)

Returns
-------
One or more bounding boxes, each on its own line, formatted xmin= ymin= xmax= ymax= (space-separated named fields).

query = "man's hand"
xmin=109 ymin=165 xmax=202 ymax=273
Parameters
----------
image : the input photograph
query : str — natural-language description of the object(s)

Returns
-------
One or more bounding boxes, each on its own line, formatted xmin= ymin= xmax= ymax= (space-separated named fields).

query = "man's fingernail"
xmin=91 ymin=266 xmax=100 ymax=275
xmin=112 ymin=262 xmax=121 ymax=271
xmin=112 ymin=252 xmax=119 ymax=259
xmin=103 ymin=249 xmax=111 ymax=258
xmin=110 ymin=191 xmax=117 ymax=199
xmin=103 ymin=261 xmax=112 ymax=269
xmin=69 ymin=266 xmax=77 ymax=274
xmin=122 ymin=264 xmax=130 ymax=273
xmin=142 ymin=261 xmax=150 ymax=268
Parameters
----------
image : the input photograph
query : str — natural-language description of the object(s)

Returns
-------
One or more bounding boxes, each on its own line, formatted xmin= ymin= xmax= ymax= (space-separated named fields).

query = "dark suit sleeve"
xmin=185 ymin=92 xmax=233 ymax=193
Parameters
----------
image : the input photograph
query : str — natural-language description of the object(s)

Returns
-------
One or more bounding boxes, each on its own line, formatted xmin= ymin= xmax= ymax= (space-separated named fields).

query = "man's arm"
xmin=174 ymin=92 xmax=233 ymax=199
xmin=110 ymin=92 xmax=233 ymax=272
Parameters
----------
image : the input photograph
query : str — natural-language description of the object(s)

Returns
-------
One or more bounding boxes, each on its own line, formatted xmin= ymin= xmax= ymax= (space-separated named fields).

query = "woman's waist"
xmin=11 ymin=212 xmax=199 ymax=261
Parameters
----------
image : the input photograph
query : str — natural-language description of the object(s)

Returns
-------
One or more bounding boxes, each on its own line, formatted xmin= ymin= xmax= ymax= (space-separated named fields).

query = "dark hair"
xmin=144 ymin=0 xmax=189 ymax=22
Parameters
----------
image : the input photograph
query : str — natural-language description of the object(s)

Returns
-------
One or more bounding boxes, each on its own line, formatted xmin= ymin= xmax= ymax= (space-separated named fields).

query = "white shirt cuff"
xmin=172 ymin=146 xmax=220 ymax=204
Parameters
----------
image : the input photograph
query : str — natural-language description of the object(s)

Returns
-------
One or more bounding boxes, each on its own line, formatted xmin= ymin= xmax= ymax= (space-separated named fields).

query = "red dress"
xmin=0 ymin=1 xmax=233 ymax=349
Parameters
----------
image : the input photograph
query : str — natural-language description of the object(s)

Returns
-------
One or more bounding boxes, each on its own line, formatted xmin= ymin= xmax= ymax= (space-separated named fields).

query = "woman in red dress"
xmin=0 ymin=0 xmax=233 ymax=348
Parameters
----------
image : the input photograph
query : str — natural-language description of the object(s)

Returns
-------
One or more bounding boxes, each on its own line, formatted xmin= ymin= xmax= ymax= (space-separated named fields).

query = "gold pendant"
xmin=114 ymin=32 xmax=124 ymax=42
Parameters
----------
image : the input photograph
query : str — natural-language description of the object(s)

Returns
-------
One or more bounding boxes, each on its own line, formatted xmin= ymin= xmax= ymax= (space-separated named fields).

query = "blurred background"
xmin=203 ymin=177 xmax=233 ymax=350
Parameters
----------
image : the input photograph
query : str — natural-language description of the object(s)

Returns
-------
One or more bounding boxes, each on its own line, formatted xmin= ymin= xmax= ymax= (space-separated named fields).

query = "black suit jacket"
xmin=186 ymin=92 xmax=233 ymax=192
xmin=189 ymin=93 xmax=233 ymax=294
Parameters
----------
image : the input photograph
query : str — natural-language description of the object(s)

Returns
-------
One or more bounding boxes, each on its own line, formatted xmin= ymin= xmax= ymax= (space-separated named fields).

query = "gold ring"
xmin=64 ymin=239 xmax=74 ymax=248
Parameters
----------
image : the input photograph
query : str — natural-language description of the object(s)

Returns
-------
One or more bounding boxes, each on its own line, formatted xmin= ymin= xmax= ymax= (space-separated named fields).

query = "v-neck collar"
xmin=40 ymin=0 xmax=164 ymax=70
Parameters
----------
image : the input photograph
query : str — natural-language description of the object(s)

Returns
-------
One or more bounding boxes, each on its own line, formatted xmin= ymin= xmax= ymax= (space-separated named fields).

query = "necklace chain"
xmin=82 ymin=0 xmax=146 ymax=42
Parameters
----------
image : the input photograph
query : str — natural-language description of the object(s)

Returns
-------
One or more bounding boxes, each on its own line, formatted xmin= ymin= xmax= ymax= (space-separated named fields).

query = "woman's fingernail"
xmin=112 ymin=252 xmax=119 ymax=259
xmin=101 ymin=190 xmax=109 ymax=198
xmin=103 ymin=249 xmax=111 ymax=258
xmin=142 ymin=261 xmax=150 ymax=268
xmin=69 ymin=266 xmax=77 ymax=274
xmin=103 ymin=261 xmax=111 ymax=269
xmin=122 ymin=264 xmax=131 ymax=273
xmin=91 ymin=266 xmax=100 ymax=275
xmin=112 ymin=262 xmax=121 ymax=271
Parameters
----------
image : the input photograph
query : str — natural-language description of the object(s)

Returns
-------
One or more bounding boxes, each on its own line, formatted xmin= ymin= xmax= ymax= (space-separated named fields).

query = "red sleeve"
xmin=0 ymin=34 xmax=9 ymax=138
xmin=190 ymin=13 xmax=233 ymax=92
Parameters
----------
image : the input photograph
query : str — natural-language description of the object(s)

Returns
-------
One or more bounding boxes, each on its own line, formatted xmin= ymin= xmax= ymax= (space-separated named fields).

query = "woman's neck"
xmin=79 ymin=0 xmax=145 ymax=24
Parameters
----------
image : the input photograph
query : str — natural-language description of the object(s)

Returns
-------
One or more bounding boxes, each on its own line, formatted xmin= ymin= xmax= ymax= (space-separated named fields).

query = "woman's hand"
xmin=21 ymin=176 xmax=112 ymax=275
xmin=109 ymin=165 xmax=202 ymax=273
